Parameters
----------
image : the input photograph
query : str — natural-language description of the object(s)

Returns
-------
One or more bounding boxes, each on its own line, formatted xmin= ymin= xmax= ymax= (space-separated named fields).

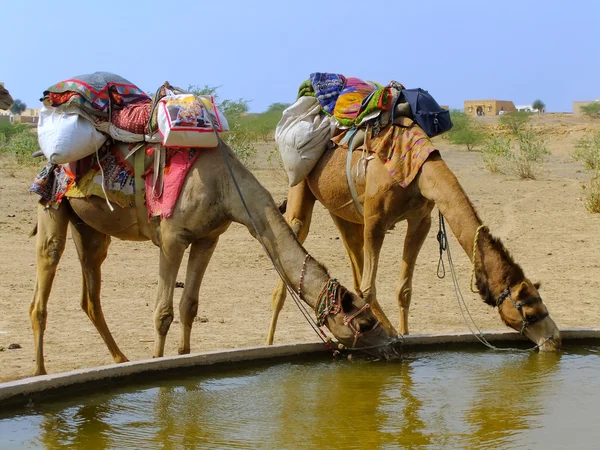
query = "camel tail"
xmin=278 ymin=199 xmax=287 ymax=215
xmin=30 ymin=223 xmax=38 ymax=238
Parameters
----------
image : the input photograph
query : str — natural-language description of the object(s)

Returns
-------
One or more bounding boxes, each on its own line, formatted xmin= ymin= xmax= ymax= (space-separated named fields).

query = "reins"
xmin=436 ymin=211 xmax=544 ymax=352
xmin=206 ymin=115 xmax=389 ymax=356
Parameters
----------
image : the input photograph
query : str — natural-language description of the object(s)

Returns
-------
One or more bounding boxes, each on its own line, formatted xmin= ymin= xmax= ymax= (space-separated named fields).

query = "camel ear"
xmin=533 ymin=281 xmax=542 ymax=290
xmin=517 ymin=281 xmax=529 ymax=298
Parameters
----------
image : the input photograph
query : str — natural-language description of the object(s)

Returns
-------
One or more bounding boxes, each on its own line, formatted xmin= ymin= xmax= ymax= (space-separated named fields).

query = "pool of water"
xmin=1 ymin=344 xmax=599 ymax=449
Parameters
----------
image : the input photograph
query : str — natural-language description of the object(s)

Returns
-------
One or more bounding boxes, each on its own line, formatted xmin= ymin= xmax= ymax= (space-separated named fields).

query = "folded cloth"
xmin=310 ymin=73 xmax=346 ymax=114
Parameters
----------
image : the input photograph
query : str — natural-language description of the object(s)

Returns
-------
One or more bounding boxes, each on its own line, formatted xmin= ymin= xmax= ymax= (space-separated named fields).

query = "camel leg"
xmin=30 ymin=203 xmax=70 ymax=376
xmin=360 ymin=209 xmax=396 ymax=332
xmin=266 ymin=180 xmax=316 ymax=345
xmin=328 ymin=214 xmax=365 ymax=296
xmin=178 ymin=237 xmax=219 ymax=355
xmin=154 ymin=229 xmax=187 ymax=358
xmin=69 ymin=219 xmax=128 ymax=363
xmin=397 ymin=215 xmax=432 ymax=335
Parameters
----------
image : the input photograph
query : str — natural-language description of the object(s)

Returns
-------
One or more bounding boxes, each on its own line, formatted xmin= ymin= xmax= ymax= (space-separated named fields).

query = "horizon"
xmin=2 ymin=0 xmax=599 ymax=114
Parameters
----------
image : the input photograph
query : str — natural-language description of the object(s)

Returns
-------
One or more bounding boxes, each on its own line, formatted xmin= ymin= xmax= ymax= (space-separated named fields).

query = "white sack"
xmin=275 ymin=96 xmax=337 ymax=187
xmin=38 ymin=106 xmax=108 ymax=164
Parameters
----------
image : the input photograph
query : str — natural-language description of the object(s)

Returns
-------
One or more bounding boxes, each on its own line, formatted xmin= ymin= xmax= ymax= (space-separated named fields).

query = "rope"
xmin=437 ymin=212 xmax=538 ymax=352
xmin=204 ymin=116 xmax=333 ymax=350
xmin=470 ymin=224 xmax=486 ymax=293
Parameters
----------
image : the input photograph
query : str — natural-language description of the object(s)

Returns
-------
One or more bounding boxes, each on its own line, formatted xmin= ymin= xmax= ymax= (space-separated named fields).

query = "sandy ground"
xmin=1 ymin=114 xmax=599 ymax=382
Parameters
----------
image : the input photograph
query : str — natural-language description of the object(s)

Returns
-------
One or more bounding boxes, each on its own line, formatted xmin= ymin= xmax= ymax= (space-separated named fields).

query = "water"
xmin=1 ymin=344 xmax=599 ymax=449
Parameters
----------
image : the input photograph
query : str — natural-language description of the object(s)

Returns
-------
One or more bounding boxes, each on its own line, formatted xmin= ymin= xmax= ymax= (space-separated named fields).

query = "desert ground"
xmin=0 ymin=114 xmax=599 ymax=382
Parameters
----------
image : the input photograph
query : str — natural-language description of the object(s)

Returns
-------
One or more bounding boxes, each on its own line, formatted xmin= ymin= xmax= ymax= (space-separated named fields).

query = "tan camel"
xmin=0 ymin=85 xmax=14 ymax=110
xmin=268 ymin=138 xmax=561 ymax=351
xmin=30 ymin=142 xmax=400 ymax=376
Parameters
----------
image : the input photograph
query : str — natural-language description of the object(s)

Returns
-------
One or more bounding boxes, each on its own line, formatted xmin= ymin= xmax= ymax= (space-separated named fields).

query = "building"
xmin=515 ymin=104 xmax=545 ymax=113
xmin=573 ymin=100 xmax=600 ymax=115
xmin=463 ymin=100 xmax=516 ymax=117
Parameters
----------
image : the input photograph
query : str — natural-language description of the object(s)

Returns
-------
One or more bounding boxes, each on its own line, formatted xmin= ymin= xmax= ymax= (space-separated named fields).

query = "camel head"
xmin=318 ymin=282 xmax=402 ymax=360
xmin=496 ymin=280 xmax=561 ymax=351
xmin=0 ymin=86 xmax=14 ymax=110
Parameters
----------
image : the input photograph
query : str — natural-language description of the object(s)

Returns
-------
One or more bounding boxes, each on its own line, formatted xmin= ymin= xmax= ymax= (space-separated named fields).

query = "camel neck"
xmin=226 ymin=159 xmax=330 ymax=310
xmin=421 ymin=158 xmax=520 ymax=301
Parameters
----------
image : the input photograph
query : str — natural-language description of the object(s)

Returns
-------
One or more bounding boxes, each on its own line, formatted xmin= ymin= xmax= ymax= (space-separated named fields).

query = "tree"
xmin=532 ymin=99 xmax=545 ymax=113
xmin=581 ymin=102 xmax=600 ymax=117
xmin=266 ymin=102 xmax=291 ymax=113
xmin=8 ymin=99 xmax=26 ymax=116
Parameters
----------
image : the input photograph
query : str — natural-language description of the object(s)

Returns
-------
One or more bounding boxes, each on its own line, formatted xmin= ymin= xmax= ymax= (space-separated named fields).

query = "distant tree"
xmin=581 ymin=102 xmax=600 ymax=117
xmin=266 ymin=102 xmax=291 ymax=113
xmin=532 ymin=99 xmax=546 ymax=113
xmin=8 ymin=99 xmax=26 ymax=115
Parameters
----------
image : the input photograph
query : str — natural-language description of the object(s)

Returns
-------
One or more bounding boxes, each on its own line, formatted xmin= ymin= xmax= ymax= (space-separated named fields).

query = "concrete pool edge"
xmin=1 ymin=328 xmax=598 ymax=409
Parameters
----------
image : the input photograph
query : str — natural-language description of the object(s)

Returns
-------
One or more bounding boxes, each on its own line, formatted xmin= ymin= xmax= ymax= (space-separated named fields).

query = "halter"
xmin=297 ymin=254 xmax=380 ymax=348
xmin=496 ymin=286 xmax=549 ymax=335
xmin=314 ymin=279 xmax=380 ymax=348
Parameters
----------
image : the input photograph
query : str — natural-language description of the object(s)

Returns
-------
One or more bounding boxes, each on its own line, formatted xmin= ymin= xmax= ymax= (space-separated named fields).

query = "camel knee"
xmin=155 ymin=312 xmax=174 ymax=336
xmin=29 ymin=303 xmax=47 ymax=328
xmin=179 ymin=297 xmax=198 ymax=326
xmin=38 ymin=236 xmax=66 ymax=267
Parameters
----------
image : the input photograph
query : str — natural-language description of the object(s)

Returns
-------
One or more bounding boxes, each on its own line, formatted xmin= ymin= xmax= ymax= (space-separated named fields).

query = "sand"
xmin=1 ymin=114 xmax=599 ymax=382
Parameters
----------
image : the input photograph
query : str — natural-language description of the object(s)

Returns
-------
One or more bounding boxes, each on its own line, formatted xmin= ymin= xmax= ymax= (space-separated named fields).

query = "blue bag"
xmin=396 ymin=88 xmax=453 ymax=138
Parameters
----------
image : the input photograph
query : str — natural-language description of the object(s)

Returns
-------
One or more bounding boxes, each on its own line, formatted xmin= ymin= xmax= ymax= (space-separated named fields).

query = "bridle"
xmin=298 ymin=255 xmax=381 ymax=348
xmin=496 ymin=286 xmax=549 ymax=335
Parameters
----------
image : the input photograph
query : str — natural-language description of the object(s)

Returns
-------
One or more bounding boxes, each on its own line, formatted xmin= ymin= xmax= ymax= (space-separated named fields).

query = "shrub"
xmin=446 ymin=110 xmax=486 ymax=151
xmin=581 ymin=102 xmax=600 ymax=117
xmin=572 ymin=132 xmax=600 ymax=171
xmin=581 ymin=174 xmax=600 ymax=213
xmin=510 ymin=127 xmax=551 ymax=179
xmin=499 ymin=111 xmax=531 ymax=134
xmin=480 ymin=135 xmax=511 ymax=173
xmin=0 ymin=127 xmax=40 ymax=166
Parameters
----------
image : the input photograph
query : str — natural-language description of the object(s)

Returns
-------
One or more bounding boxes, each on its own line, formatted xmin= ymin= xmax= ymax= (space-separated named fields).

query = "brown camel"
xmin=0 ymin=85 xmax=14 ymax=110
xmin=268 ymin=128 xmax=561 ymax=351
xmin=30 ymin=142 xmax=401 ymax=376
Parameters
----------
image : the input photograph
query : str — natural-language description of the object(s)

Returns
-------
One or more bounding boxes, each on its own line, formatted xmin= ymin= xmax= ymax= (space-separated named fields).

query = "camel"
xmin=268 ymin=127 xmax=561 ymax=351
xmin=30 ymin=141 xmax=401 ymax=376
xmin=0 ymin=85 xmax=14 ymax=110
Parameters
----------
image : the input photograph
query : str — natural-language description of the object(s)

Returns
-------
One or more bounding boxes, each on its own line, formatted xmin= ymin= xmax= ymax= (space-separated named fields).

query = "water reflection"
xmin=4 ymin=347 xmax=593 ymax=450
xmin=464 ymin=351 xmax=562 ymax=449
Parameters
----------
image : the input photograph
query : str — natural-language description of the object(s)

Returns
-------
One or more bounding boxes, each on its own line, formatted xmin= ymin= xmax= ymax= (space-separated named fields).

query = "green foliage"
xmin=581 ymin=174 xmax=600 ymax=213
xmin=581 ymin=102 xmax=600 ymax=117
xmin=480 ymin=135 xmax=511 ymax=173
xmin=0 ymin=122 xmax=29 ymax=140
xmin=265 ymin=102 xmax=291 ymax=113
xmin=479 ymin=127 xmax=550 ymax=179
xmin=499 ymin=111 xmax=531 ymax=134
xmin=446 ymin=110 xmax=486 ymax=151
xmin=532 ymin=99 xmax=545 ymax=113
xmin=572 ymin=131 xmax=600 ymax=213
xmin=572 ymin=132 xmax=600 ymax=171
xmin=0 ymin=125 xmax=40 ymax=166
xmin=511 ymin=127 xmax=551 ymax=179
xmin=8 ymin=99 xmax=26 ymax=115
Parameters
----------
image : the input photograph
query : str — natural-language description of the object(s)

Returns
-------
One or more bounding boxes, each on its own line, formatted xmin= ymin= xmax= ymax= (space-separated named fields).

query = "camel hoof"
xmin=33 ymin=368 xmax=47 ymax=376
xmin=115 ymin=355 xmax=129 ymax=364
xmin=178 ymin=348 xmax=190 ymax=355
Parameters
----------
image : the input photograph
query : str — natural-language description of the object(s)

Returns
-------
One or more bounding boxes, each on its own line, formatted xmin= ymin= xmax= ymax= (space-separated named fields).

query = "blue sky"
xmin=2 ymin=0 xmax=598 ymax=113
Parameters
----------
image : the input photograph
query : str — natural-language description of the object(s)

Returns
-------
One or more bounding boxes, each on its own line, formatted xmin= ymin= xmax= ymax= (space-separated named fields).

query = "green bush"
xmin=572 ymin=132 xmax=600 ymax=171
xmin=511 ymin=127 xmax=551 ymax=179
xmin=581 ymin=102 xmax=600 ymax=117
xmin=0 ymin=126 xmax=40 ymax=166
xmin=480 ymin=135 xmax=511 ymax=173
xmin=581 ymin=174 xmax=600 ymax=213
xmin=499 ymin=111 xmax=531 ymax=134
xmin=446 ymin=110 xmax=486 ymax=151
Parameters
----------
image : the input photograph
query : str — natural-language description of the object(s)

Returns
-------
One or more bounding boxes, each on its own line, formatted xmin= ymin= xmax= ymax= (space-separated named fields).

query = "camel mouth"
xmin=351 ymin=335 xmax=404 ymax=361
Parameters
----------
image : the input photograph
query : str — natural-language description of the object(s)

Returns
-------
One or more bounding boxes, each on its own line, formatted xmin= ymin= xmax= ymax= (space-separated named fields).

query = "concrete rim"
xmin=1 ymin=328 xmax=598 ymax=410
